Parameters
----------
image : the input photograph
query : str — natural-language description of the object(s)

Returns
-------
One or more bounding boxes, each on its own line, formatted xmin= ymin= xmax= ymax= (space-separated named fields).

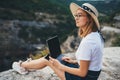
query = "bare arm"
xmin=61 ymin=60 xmax=90 ymax=77
xmin=49 ymin=57 xmax=90 ymax=77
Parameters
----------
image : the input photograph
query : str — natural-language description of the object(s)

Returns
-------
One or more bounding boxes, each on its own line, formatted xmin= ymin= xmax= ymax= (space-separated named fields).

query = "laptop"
xmin=45 ymin=35 xmax=66 ymax=64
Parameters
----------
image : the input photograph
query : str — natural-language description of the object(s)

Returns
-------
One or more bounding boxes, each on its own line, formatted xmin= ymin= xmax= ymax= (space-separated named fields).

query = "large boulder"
xmin=0 ymin=67 xmax=60 ymax=80
xmin=99 ymin=47 xmax=120 ymax=80
xmin=0 ymin=47 xmax=120 ymax=80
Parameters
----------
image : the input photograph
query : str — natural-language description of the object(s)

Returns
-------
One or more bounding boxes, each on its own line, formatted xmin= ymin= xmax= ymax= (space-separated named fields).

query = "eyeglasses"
xmin=74 ymin=14 xmax=87 ymax=18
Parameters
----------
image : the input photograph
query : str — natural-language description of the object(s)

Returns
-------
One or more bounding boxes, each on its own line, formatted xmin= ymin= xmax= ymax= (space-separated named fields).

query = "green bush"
xmin=0 ymin=0 xmax=69 ymax=20
xmin=112 ymin=35 xmax=120 ymax=46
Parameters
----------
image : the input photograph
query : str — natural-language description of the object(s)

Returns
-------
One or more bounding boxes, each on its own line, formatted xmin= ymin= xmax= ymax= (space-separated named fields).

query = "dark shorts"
xmin=57 ymin=54 xmax=101 ymax=80
xmin=64 ymin=63 xmax=101 ymax=80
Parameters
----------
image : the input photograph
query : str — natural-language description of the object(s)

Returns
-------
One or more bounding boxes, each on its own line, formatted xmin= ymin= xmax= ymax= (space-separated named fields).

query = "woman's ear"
xmin=87 ymin=18 xmax=91 ymax=24
xmin=89 ymin=17 xmax=93 ymax=23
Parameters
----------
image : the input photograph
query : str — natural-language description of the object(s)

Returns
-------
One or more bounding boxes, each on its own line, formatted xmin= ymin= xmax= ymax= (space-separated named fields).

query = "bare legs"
xmin=21 ymin=57 xmax=47 ymax=69
xmin=21 ymin=57 xmax=66 ymax=80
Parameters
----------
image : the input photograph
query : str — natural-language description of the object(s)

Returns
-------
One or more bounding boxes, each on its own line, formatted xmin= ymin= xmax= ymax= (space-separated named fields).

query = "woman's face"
xmin=74 ymin=9 xmax=89 ymax=28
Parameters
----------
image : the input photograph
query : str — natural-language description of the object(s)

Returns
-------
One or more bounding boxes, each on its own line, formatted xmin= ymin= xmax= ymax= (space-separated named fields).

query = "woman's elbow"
xmin=79 ymin=70 xmax=88 ymax=77
xmin=80 ymin=73 xmax=87 ymax=77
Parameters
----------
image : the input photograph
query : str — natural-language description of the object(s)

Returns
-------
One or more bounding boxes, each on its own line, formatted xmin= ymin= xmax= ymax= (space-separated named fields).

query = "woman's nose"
xmin=75 ymin=17 xmax=79 ymax=21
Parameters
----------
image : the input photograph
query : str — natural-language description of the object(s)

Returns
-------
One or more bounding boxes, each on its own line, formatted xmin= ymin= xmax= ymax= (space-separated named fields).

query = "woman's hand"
xmin=49 ymin=57 xmax=63 ymax=70
xmin=62 ymin=56 xmax=77 ymax=64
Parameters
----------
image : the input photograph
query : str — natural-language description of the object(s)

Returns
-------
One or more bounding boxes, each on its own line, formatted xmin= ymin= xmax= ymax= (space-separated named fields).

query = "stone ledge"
xmin=0 ymin=47 xmax=120 ymax=80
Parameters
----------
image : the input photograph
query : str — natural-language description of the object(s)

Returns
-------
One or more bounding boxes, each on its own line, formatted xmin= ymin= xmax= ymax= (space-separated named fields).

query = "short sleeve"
xmin=76 ymin=41 xmax=93 ymax=61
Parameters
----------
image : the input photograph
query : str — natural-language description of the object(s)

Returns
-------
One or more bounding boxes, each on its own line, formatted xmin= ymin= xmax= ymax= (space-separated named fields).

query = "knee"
xmin=40 ymin=57 xmax=49 ymax=66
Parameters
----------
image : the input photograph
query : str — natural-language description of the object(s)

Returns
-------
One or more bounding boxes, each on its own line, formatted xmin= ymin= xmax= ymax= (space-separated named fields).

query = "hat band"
xmin=82 ymin=5 xmax=96 ymax=16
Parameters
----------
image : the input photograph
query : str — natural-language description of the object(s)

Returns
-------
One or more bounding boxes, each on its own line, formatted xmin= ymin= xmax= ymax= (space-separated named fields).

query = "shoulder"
xmin=82 ymin=32 xmax=100 ymax=44
xmin=80 ymin=32 xmax=99 ymax=49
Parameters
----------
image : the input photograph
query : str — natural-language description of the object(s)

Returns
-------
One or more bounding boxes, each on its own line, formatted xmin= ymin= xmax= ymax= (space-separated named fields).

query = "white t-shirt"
xmin=75 ymin=31 xmax=104 ymax=71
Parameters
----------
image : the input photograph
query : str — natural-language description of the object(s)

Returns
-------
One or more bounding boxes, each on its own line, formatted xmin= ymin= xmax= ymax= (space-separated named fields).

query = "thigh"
xmin=65 ymin=72 xmax=83 ymax=80
xmin=56 ymin=54 xmax=67 ymax=64
xmin=85 ymin=70 xmax=101 ymax=80
xmin=56 ymin=55 xmax=84 ymax=80
xmin=65 ymin=63 xmax=83 ymax=80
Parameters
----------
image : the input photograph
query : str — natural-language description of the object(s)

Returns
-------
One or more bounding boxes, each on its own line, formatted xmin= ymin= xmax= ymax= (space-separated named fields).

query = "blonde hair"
xmin=78 ymin=13 xmax=98 ymax=38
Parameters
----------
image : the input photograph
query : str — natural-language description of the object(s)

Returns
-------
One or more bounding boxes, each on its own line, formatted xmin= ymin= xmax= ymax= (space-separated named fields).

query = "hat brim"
xmin=70 ymin=3 xmax=100 ymax=30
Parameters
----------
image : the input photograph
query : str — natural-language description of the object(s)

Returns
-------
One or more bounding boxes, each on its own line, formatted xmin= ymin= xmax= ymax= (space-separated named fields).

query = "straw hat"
xmin=70 ymin=2 xmax=100 ymax=30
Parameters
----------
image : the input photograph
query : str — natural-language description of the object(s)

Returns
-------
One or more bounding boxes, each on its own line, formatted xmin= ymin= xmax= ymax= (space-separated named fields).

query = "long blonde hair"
xmin=78 ymin=13 xmax=98 ymax=38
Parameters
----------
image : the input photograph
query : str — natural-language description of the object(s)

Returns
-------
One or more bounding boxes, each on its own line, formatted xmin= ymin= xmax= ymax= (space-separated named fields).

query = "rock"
xmin=0 ymin=47 xmax=120 ymax=80
xmin=0 ymin=67 xmax=60 ymax=80
xmin=102 ymin=26 xmax=120 ymax=34
xmin=98 ymin=47 xmax=120 ymax=80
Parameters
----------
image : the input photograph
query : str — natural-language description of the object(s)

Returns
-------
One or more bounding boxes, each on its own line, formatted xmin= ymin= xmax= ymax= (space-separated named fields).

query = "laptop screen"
xmin=46 ymin=36 xmax=61 ymax=58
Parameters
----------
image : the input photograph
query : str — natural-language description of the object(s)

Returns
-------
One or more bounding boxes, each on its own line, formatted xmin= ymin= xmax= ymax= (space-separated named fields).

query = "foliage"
xmin=29 ymin=48 xmax=49 ymax=59
xmin=0 ymin=0 xmax=120 ymax=24
xmin=112 ymin=35 xmax=120 ymax=46
xmin=0 ymin=8 xmax=35 ymax=20
xmin=0 ymin=0 xmax=69 ymax=20
xmin=99 ymin=13 xmax=116 ymax=24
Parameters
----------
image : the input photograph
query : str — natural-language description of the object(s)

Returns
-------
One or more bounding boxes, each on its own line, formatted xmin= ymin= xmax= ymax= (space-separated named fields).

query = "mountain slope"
xmin=0 ymin=0 xmax=70 ymax=20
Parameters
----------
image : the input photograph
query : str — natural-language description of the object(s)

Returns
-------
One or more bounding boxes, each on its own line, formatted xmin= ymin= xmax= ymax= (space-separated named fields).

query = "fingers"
xmin=49 ymin=57 xmax=58 ymax=65
xmin=49 ymin=56 xmax=54 ymax=64
xmin=62 ymin=57 xmax=73 ymax=63
xmin=49 ymin=56 xmax=54 ymax=60
xmin=62 ymin=57 xmax=70 ymax=60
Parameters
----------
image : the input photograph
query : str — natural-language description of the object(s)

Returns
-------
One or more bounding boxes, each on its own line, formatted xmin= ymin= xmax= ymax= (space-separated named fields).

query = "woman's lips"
xmin=76 ymin=21 xmax=79 ymax=24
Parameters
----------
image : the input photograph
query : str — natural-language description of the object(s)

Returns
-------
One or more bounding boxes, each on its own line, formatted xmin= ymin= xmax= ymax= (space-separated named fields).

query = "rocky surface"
xmin=102 ymin=26 xmax=120 ymax=34
xmin=0 ymin=67 xmax=60 ymax=80
xmin=99 ymin=47 xmax=120 ymax=80
xmin=0 ymin=47 xmax=120 ymax=80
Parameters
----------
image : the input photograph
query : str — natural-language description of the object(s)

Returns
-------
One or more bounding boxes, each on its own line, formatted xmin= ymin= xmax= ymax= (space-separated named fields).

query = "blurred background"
xmin=0 ymin=0 xmax=120 ymax=72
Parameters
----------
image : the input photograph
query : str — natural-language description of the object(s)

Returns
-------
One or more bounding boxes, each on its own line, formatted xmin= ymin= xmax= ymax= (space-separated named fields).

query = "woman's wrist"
xmin=60 ymin=64 xmax=66 ymax=71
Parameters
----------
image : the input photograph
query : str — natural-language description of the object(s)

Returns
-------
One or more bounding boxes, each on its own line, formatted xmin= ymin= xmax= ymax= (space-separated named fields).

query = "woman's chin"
xmin=76 ymin=25 xmax=80 ymax=28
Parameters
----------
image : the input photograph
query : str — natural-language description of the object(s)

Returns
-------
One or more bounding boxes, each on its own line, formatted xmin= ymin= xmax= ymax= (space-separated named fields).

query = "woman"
xmin=12 ymin=2 xmax=104 ymax=80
